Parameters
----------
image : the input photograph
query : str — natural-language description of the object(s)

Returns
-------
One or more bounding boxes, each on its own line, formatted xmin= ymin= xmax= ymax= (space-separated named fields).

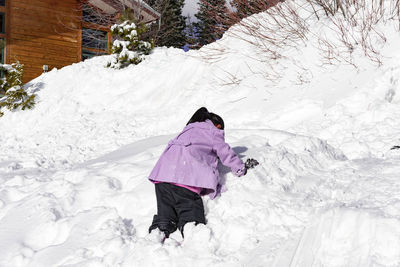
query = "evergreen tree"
xmin=185 ymin=16 xmax=199 ymax=49
xmin=152 ymin=0 xmax=187 ymax=48
xmin=107 ymin=20 xmax=154 ymax=69
xmin=230 ymin=0 xmax=276 ymax=19
xmin=0 ymin=62 xmax=36 ymax=117
xmin=194 ymin=0 xmax=229 ymax=46
xmin=143 ymin=0 xmax=156 ymax=6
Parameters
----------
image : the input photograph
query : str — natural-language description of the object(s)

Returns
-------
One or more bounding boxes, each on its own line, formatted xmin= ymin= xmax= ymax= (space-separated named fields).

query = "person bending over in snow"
xmin=148 ymin=107 xmax=249 ymax=238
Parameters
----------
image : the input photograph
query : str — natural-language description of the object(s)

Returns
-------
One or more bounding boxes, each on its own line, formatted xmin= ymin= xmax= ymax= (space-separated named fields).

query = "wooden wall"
xmin=7 ymin=0 xmax=82 ymax=83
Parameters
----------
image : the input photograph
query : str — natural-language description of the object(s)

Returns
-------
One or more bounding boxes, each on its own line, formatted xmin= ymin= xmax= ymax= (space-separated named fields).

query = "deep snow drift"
xmin=1 ymin=1 xmax=400 ymax=266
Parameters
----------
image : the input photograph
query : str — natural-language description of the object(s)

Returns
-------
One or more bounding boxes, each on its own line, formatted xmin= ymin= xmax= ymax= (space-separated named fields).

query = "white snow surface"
xmin=1 ymin=2 xmax=400 ymax=266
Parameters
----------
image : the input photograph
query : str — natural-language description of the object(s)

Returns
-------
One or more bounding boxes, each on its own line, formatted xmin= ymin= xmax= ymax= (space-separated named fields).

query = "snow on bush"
xmin=107 ymin=20 xmax=154 ymax=69
xmin=0 ymin=62 xmax=35 ymax=117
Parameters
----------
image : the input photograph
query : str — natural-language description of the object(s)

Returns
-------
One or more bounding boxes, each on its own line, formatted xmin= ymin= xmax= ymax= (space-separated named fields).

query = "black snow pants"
xmin=149 ymin=182 xmax=206 ymax=237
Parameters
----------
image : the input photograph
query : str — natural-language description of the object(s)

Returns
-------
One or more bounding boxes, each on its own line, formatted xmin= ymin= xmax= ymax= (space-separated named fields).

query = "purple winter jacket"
xmin=149 ymin=120 xmax=245 ymax=199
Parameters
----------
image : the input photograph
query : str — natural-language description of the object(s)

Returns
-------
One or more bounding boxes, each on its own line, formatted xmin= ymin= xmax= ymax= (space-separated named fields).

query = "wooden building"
xmin=0 ymin=0 xmax=160 ymax=83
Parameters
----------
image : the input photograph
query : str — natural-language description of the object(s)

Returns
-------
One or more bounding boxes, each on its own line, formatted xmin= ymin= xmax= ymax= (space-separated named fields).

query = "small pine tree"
xmin=194 ymin=0 xmax=229 ymax=47
xmin=107 ymin=20 xmax=154 ymax=69
xmin=0 ymin=62 xmax=36 ymax=117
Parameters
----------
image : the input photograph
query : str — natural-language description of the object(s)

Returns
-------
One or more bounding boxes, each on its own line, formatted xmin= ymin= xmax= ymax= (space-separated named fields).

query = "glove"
xmin=245 ymin=158 xmax=259 ymax=169
xmin=237 ymin=166 xmax=247 ymax=176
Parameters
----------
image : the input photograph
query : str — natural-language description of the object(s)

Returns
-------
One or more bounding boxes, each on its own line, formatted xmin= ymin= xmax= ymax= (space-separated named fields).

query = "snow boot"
xmin=149 ymin=215 xmax=177 ymax=238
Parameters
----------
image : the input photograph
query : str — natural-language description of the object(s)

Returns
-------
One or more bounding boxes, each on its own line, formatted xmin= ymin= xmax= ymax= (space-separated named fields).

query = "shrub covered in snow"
xmin=0 ymin=62 xmax=35 ymax=117
xmin=107 ymin=20 xmax=154 ymax=69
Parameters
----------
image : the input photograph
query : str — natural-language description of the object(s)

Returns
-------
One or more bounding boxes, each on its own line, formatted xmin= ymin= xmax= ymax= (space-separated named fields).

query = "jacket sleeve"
xmin=212 ymin=130 xmax=246 ymax=177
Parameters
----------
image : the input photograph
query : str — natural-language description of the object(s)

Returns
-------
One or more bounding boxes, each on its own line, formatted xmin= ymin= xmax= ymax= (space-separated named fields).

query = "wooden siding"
xmin=7 ymin=0 xmax=82 ymax=83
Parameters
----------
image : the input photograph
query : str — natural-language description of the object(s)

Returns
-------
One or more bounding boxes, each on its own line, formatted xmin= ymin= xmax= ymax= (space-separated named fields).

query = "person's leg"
xmin=170 ymin=185 xmax=206 ymax=236
xmin=149 ymin=183 xmax=178 ymax=237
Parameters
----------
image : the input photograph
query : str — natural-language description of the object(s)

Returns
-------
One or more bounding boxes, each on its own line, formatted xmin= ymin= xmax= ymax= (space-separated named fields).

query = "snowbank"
xmin=1 ymin=0 xmax=400 ymax=266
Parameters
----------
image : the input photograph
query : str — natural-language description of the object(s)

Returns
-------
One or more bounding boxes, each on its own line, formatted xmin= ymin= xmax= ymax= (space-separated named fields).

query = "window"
xmin=82 ymin=28 xmax=108 ymax=51
xmin=0 ymin=0 xmax=5 ymax=7
xmin=81 ymin=4 xmax=111 ymax=61
xmin=82 ymin=49 xmax=106 ymax=61
xmin=0 ymin=13 xmax=5 ymax=34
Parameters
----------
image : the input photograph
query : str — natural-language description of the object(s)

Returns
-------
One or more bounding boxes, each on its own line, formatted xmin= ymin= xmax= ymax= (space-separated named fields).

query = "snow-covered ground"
xmin=1 ymin=1 xmax=400 ymax=266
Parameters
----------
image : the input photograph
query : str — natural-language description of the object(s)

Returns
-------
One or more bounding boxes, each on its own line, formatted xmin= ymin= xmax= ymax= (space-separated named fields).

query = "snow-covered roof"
xmin=88 ymin=0 xmax=160 ymax=22
xmin=121 ymin=0 xmax=160 ymax=19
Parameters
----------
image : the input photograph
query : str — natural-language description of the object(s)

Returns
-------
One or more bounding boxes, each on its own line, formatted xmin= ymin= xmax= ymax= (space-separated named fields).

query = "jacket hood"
xmin=186 ymin=119 xmax=221 ymax=132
